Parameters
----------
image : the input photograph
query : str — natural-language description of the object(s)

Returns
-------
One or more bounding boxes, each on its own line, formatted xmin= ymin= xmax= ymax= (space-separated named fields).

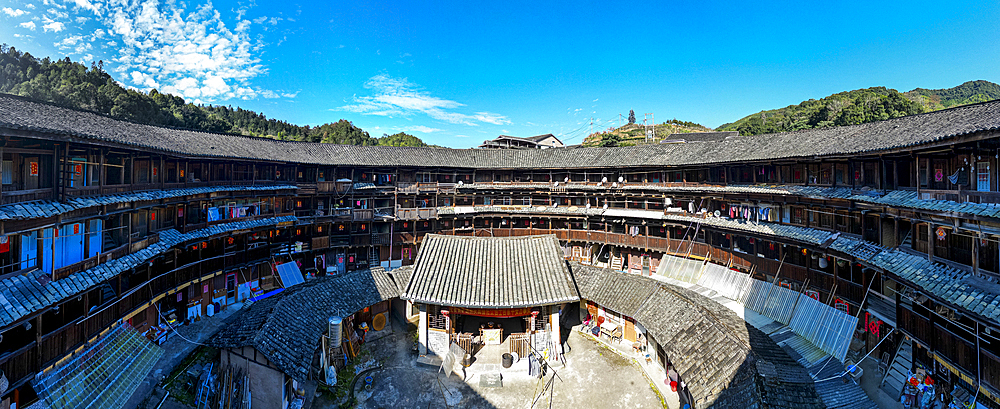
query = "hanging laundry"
xmin=948 ymin=169 xmax=961 ymax=185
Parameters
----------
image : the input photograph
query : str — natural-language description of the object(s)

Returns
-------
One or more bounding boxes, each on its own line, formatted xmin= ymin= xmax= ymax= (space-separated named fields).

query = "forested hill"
xmin=0 ymin=44 xmax=429 ymax=147
xmin=718 ymin=80 xmax=1000 ymax=136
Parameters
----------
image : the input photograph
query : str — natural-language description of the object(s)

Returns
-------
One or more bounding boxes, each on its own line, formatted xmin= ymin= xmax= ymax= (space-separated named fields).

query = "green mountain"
xmin=718 ymin=80 xmax=1000 ymax=136
xmin=0 ymin=44 xmax=429 ymax=147
xmin=906 ymin=80 xmax=1000 ymax=110
xmin=582 ymin=120 xmax=713 ymax=147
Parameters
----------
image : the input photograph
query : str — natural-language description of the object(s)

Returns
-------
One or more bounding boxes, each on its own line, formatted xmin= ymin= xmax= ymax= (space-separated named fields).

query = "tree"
xmin=377 ymin=132 xmax=428 ymax=147
xmin=311 ymin=120 xmax=377 ymax=145
xmin=628 ymin=110 xmax=636 ymax=125
xmin=600 ymin=133 xmax=621 ymax=147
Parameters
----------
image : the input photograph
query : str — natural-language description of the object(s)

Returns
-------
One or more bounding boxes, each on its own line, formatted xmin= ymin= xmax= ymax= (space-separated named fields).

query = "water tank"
xmin=328 ymin=317 xmax=343 ymax=346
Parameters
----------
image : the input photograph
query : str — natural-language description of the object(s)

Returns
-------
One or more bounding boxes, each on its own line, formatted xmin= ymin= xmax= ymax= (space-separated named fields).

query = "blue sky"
xmin=2 ymin=0 xmax=999 ymax=148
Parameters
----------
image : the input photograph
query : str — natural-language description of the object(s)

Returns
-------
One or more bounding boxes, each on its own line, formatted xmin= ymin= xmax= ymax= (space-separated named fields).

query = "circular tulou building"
xmin=1 ymin=93 xmax=1000 ymax=408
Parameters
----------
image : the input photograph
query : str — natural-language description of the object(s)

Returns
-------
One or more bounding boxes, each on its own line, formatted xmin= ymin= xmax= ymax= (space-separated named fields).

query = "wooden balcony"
xmin=396 ymin=207 xmax=437 ymax=220
xmin=312 ymin=236 xmax=330 ymax=250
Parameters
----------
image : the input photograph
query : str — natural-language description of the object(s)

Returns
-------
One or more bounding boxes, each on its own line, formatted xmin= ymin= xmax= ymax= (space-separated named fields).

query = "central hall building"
xmin=1 ymin=94 xmax=1000 ymax=408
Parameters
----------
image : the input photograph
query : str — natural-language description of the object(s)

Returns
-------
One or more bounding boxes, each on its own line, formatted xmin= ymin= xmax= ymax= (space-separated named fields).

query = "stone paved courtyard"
xmin=315 ymin=320 xmax=665 ymax=409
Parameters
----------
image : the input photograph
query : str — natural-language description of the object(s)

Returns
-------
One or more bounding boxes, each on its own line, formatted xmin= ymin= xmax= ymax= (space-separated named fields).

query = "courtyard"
xmin=315 ymin=319 xmax=665 ymax=409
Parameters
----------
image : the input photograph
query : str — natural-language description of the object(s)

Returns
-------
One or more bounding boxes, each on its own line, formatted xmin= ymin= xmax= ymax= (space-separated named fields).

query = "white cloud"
xmin=41 ymin=16 xmax=64 ymax=32
xmin=260 ymin=90 xmax=280 ymax=98
xmin=69 ymin=0 xmax=99 ymax=15
xmin=46 ymin=8 xmax=68 ymax=19
xmin=340 ymin=74 xmax=510 ymax=126
xmin=473 ymin=112 xmax=511 ymax=125
xmin=454 ymin=135 xmax=469 ymax=138
xmin=42 ymin=0 xmax=65 ymax=9
xmin=25 ymin=4 xmax=35 ymax=10
xmin=55 ymin=35 xmax=82 ymax=47
xmin=130 ymin=71 xmax=159 ymax=88
xmin=280 ymin=91 xmax=299 ymax=98
xmin=95 ymin=0 xmax=266 ymax=101
xmin=2 ymin=7 xmax=29 ymax=17
xmin=19 ymin=21 xmax=36 ymax=30
xmin=399 ymin=125 xmax=443 ymax=133
xmin=593 ymin=98 xmax=598 ymax=102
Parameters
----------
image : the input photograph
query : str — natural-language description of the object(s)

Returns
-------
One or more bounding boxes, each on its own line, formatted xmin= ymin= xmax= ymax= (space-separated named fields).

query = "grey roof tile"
xmin=401 ymin=234 xmax=579 ymax=307
xmin=0 ymin=215 xmax=297 ymax=327
xmin=2 ymin=93 xmax=999 ymax=169
xmin=210 ymin=267 xmax=398 ymax=380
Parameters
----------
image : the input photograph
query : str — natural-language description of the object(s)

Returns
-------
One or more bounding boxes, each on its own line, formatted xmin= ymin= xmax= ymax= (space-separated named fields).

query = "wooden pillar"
xmin=53 ymin=144 xmax=61 ymax=200
xmin=927 ymin=222 xmax=934 ymax=261
xmin=973 ymin=232 xmax=980 ymax=275
xmin=877 ymin=215 xmax=883 ymax=247
xmin=0 ymin=145 xmax=4 ymax=206
xmin=418 ymin=304 xmax=428 ymax=355
xmin=98 ymin=149 xmax=106 ymax=190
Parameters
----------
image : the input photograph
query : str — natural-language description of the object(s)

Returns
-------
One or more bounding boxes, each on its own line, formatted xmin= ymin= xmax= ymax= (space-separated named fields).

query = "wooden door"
xmin=978 ymin=162 xmax=990 ymax=191
xmin=225 ymin=272 xmax=236 ymax=304
xmin=624 ymin=318 xmax=636 ymax=342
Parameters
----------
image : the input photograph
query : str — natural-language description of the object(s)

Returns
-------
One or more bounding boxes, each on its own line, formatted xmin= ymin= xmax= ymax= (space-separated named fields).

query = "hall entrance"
xmin=447 ymin=307 xmax=542 ymax=366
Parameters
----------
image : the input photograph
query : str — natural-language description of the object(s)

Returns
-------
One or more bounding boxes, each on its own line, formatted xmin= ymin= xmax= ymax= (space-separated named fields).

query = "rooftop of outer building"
xmin=2 ymin=93 xmax=999 ymax=169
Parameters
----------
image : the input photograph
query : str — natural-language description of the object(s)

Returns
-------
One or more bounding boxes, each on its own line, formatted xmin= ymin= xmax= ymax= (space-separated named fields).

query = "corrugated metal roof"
xmin=401 ymin=234 xmax=579 ymax=307
xmin=574 ymin=265 xmax=822 ymax=408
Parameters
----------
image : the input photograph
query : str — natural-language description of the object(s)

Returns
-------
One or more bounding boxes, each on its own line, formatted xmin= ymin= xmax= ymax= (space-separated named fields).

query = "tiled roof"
xmin=458 ymin=182 xmax=1000 ymax=220
xmin=210 ymin=268 xmax=398 ymax=380
xmin=401 ymin=234 xmax=579 ymax=307
xmin=0 ymin=184 xmax=296 ymax=221
xmin=0 ymin=216 xmax=297 ymax=327
xmin=571 ymin=263 xmax=658 ymax=317
xmin=830 ymin=236 xmax=1000 ymax=323
xmin=441 ymin=203 xmax=1000 ymax=325
xmin=387 ymin=266 xmax=413 ymax=294
xmin=661 ymin=131 xmax=738 ymax=143
xmin=573 ymin=265 xmax=822 ymax=408
xmin=2 ymin=93 xmax=999 ymax=168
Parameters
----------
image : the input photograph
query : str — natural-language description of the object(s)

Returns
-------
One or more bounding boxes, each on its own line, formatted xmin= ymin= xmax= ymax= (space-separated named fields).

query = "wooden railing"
xmin=312 ymin=236 xmax=330 ymax=250
xmin=2 ymin=188 xmax=53 ymax=203
xmin=396 ymin=207 xmax=437 ymax=220
xmin=352 ymin=209 xmax=374 ymax=221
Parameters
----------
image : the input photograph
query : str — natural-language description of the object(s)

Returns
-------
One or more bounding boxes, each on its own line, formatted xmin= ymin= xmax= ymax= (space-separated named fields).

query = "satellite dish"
xmin=603 ymin=203 xmax=609 ymax=209
xmin=618 ymin=176 xmax=624 ymax=183
xmin=586 ymin=202 xmax=591 ymax=209
xmin=612 ymin=182 xmax=618 ymax=188
xmin=602 ymin=177 xmax=608 ymax=183
xmin=714 ymin=210 xmax=721 ymax=217
xmin=818 ymin=258 xmax=829 ymax=269
xmin=554 ymin=181 xmax=560 ymax=186
xmin=457 ymin=180 xmax=463 ymax=186
xmin=564 ymin=177 xmax=570 ymax=183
